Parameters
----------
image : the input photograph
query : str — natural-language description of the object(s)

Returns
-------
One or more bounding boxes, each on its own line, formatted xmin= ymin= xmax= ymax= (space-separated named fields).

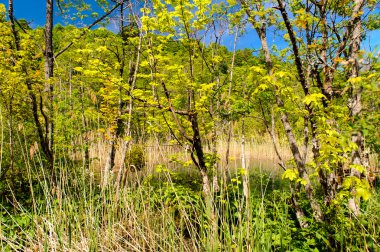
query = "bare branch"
xmin=55 ymin=2 xmax=124 ymax=58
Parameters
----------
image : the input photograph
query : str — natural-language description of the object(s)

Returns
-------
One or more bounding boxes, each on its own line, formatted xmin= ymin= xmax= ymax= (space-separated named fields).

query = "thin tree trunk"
xmin=211 ymin=129 xmax=220 ymax=192
xmin=8 ymin=101 xmax=14 ymax=173
xmin=275 ymin=0 xmax=324 ymax=221
xmin=103 ymin=137 xmax=116 ymax=187
xmin=319 ymin=3 xmax=333 ymax=100
xmin=8 ymin=0 xmax=53 ymax=172
xmin=241 ymin=117 xmax=249 ymax=201
xmin=69 ymin=66 xmax=73 ymax=111
xmin=116 ymin=7 xmax=145 ymax=189
xmin=79 ymin=82 xmax=89 ymax=169
xmin=210 ymin=26 xmax=222 ymax=193
xmin=348 ymin=0 xmax=365 ymax=215
xmin=259 ymin=100 xmax=308 ymax=227
xmin=104 ymin=4 xmax=128 ymax=187
xmin=189 ymin=113 xmax=214 ymax=239
xmin=0 ymin=102 xmax=15 ymax=182
xmin=239 ymin=0 xmax=323 ymax=224
xmin=8 ymin=0 xmax=20 ymax=51
xmin=183 ymin=21 xmax=214 ymax=208
xmin=225 ymin=27 xmax=238 ymax=166
xmin=44 ymin=0 xmax=55 ymax=173
xmin=0 ymin=106 xmax=4 ymax=180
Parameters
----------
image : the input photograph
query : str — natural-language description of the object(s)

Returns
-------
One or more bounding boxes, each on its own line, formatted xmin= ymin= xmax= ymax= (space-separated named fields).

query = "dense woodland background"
xmin=0 ymin=0 xmax=380 ymax=250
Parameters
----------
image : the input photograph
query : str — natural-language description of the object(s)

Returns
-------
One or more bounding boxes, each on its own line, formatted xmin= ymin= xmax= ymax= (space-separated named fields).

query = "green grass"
xmin=1 ymin=159 xmax=379 ymax=251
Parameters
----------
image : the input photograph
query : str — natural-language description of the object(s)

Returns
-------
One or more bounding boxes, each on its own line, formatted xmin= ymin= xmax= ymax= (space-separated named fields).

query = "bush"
xmin=126 ymin=144 xmax=146 ymax=171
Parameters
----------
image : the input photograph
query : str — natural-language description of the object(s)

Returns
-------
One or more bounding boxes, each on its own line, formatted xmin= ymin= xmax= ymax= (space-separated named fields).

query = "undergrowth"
xmin=0 ymin=161 xmax=379 ymax=251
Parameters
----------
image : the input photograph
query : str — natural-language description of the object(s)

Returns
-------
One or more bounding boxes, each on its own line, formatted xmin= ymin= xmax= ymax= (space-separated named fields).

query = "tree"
xmin=5 ymin=0 xmax=125 ymax=180
xmin=232 ymin=0 xmax=379 ymax=231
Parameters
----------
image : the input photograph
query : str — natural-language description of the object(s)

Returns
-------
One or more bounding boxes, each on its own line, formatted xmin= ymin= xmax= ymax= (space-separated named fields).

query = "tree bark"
xmin=239 ymin=0 xmax=323 ymax=223
xmin=116 ymin=6 xmax=145 ymax=189
xmin=44 ymin=0 xmax=55 ymax=172
xmin=241 ymin=117 xmax=250 ymax=201
xmin=347 ymin=0 xmax=365 ymax=215
xmin=8 ymin=0 xmax=20 ymax=51
xmin=8 ymin=0 xmax=53 ymax=171
xmin=225 ymin=27 xmax=238 ymax=167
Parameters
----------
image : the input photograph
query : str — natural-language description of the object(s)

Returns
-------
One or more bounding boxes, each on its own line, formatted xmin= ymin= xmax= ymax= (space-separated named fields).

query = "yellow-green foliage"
xmin=126 ymin=144 xmax=146 ymax=171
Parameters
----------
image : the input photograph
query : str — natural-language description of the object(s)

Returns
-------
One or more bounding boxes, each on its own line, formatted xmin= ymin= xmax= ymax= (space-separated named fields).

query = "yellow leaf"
xmin=282 ymin=169 xmax=299 ymax=181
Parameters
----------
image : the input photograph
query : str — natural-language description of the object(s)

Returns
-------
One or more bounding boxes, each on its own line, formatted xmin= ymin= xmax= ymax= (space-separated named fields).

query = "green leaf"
xmin=302 ymin=93 xmax=325 ymax=106
xmin=282 ymin=169 xmax=299 ymax=181
xmin=349 ymin=164 xmax=366 ymax=174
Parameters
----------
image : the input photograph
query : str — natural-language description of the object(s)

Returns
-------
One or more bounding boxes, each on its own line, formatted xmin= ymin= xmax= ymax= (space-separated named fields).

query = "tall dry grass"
xmin=0 ymin=131 xmax=290 ymax=251
xmin=1 ymin=130 xmax=379 ymax=251
xmin=70 ymin=131 xmax=294 ymax=182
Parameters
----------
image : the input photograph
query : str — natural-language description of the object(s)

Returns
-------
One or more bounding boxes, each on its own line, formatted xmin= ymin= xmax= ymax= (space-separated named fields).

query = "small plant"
xmin=126 ymin=144 xmax=146 ymax=171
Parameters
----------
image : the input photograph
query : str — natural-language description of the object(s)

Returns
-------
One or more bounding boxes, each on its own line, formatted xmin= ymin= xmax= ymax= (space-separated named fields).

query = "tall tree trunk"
xmin=80 ymin=82 xmax=90 ymax=169
xmin=275 ymin=0 xmax=325 ymax=221
xmin=116 ymin=8 xmax=144 ymax=189
xmin=225 ymin=27 xmax=238 ymax=167
xmin=189 ymin=113 xmax=214 ymax=238
xmin=44 ymin=0 xmax=55 ymax=172
xmin=241 ymin=117 xmax=250 ymax=201
xmin=319 ymin=3 xmax=333 ymax=100
xmin=183 ymin=21 xmax=214 ymax=208
xmin=7 ymin=1 xmax=19 ymax=174
xmin=239 ymin=0 xmax=322 ymax=224
xmin=259 ymin=100 xmax=308 ymax=228
xmin=8 ymin=0 xmax=20 ymax=51
xmin=104 ymin=4 xmax=128 ymax=187
xmin=8 ymin=100 xmax=14 ymax=173
xmin=348 ymin=0 xmax=365 ymax=215
xmin=8 ymin=0 xmax=53 ymax=172
xmin=210 ymin=31 xmax=221 ymax=194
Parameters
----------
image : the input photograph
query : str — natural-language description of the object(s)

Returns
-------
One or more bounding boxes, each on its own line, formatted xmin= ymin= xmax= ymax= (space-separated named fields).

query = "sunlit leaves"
xmin=342 ymin=177 xmax=372 ymax=201
xmin=293 ymin=8 xmax=318 ymax=30
xmin=0 ymin=4 xmax=5 ymax=21
xmin=302 ymin=93 xmax=325 ymax=107
xmin=282 ymin=169 xmax=299 ymax=181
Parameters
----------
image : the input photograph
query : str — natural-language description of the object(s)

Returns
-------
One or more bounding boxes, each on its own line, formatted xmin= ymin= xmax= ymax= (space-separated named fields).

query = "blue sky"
xmin=1 ymin=0 xmax=109 ymax=28
xmin=1 ymin=0 xmax=379 ymax=52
